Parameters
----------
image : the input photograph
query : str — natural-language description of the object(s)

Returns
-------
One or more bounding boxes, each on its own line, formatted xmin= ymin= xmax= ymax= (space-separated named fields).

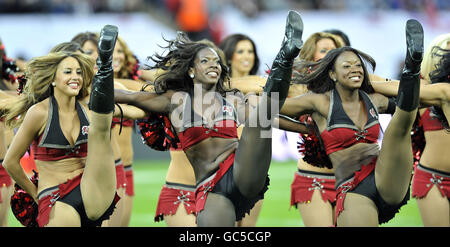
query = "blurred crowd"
xmin=0 ymin=0 xmax=449 ymax=15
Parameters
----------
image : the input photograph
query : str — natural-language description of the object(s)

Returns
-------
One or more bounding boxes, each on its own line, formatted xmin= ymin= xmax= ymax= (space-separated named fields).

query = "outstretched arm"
xmin=113 ymin=104 xmax=146 ymax=119
xmin=371 ymin=80 xmax=449 ymax=106
xmin=139 ymin=68 xmax=166 ymax=82
xmin=115 ymin=78 xmax=150 ymax=92
xmin=280 ymin=92 xmax=319 ymax=118
xmin=275 ymin=114 xmax=310 ymax=134
xmin=229 ymin=75 xmax=266 ymax=94
xmin=114 ymin=89 xmax=173 ymax=114
xmin=3 ymin=105 xmax=44 ymax=201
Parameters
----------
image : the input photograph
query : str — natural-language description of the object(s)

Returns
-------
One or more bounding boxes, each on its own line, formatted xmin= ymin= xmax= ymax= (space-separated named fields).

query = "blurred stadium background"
xmin=2 ymin=0 xmax=449 ymax=226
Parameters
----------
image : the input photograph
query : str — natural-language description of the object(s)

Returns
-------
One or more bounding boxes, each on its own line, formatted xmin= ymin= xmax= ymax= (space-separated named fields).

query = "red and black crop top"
xmin=177 ymin=93 xmax=239 ymax=150
xmin=31 ymin=96 xmax=89 ymax=161
xmin=320 ymin=89 xmax=381 ymax=155
xmin=421 ymin=107 xmax=445 ymax=132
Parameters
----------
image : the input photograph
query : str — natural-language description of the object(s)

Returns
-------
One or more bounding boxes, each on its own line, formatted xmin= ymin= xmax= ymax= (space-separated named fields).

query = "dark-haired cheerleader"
xmin=372 ymin=38 xmax=450 ymax=226
xmin=281 ymin=19 xmax=424 ymax=226
xmin=114 ymin=11 xmax=304 ymax=226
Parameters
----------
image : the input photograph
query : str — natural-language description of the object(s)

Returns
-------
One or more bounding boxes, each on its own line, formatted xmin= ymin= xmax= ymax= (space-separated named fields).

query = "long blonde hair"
xmin=4 ymin=51 xmax=94 ymax=128
xmin=421 ymin=33 xmax=450 ymax=82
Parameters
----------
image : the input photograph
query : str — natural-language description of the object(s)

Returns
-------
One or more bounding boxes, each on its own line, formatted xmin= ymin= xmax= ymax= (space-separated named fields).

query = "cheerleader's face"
xmin=329 ymin=51 xmax=364 ymax=90
xmin=189 ymin=47 xmax=222 ymax=87
xmin=53 ymin=57 xmax=83 ymax=97
xmin=82 ymin=40 xmax=98 ymax=62
xmin=231 ymin=39 xmax=255 ymax=77
xmin=113 ymin=41 xmax=125 ymax=75
xmin=313 ymin=38 xmax=336 ymax=62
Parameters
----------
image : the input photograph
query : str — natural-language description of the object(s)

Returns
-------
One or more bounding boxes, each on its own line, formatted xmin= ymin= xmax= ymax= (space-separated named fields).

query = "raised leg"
xmin=81 ymin=25 xmax=119 ymax=221
xmin=234 ymin=11 xmax=303 ymax=198
xmin=375 ymin=19 xmax=423 ymax=204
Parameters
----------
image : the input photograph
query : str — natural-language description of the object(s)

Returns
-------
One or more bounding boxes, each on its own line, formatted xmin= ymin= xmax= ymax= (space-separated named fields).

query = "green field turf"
xmin=8 ymin=159 xmax=423 ymax=227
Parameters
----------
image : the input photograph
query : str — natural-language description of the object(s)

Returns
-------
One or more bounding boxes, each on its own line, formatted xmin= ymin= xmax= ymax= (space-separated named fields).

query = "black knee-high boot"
xmin=264 ymin=10 xmax=303 ymax=110
xmin=396 ymin=19 xmax=423 ymax=112
xmin=89 ymin=25 xmax=118 ymax=114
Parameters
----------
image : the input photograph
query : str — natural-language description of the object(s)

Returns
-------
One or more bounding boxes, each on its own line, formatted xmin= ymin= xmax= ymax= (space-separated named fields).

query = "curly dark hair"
xmin=147 ymin=32 xmax=237 ymax=97
xmin=429 ymin=47 xmax=449 ymax=129
xmin=293 ymin=46 xmax=376 ymax=94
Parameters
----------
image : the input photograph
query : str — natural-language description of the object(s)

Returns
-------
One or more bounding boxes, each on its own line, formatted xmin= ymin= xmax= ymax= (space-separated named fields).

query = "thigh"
xmin=196 ymin=192 xmax=236 ymax=227
xmin=236 ymin=199 xmax=264 ymax=227
xmin=46 ymin=201 xmax=81 ymax=227
xmin=234 ymin=95 xmax=273 ymax=188
xmin=165 ymin=204 xmax=197 ymax=227
xmin=81 ymin=140 xmax=116 ymax=219
xmin=121 ymin=194 xmax=134 ymax=227
xmin=337 ymin=192 xmax=378 ymax=227
xmin=0 ymin=186 xmax=12 ymax=226
xmin=234 ymin=126 xmax=272 ymax=197
xmin=101 ymin=187 xmax=125 ymax=227
xmin=375 ymin=110 xmax=415 ymax=205
xmin=416 ymin=185 xmax=450 ymax=226
xmin=297 ymin=190 xmax=334 ymax=227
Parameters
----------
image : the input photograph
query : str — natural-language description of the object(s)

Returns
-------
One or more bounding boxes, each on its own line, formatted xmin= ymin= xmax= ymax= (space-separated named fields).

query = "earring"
xmin=51 ymin=81 xmax=56 ymax=86
xmin=189 ymin=73 xmax=194 ymax=79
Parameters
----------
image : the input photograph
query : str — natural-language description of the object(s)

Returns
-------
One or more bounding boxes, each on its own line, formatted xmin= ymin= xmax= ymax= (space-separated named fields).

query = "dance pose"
xmin=219 ymin=33 xmax=265 ymax=227
xmin=0 ymin=39 xmax=20 ymax=226
xmin=3 ymin=25 xmax=120 ymax=227
xmin=114 ymin=11 xmax=303 ymax=226
xmin=372 ymin=35 xmax=450 ymax=226
xmin=288 ymin=32 xmax=344 ymax=226
xmin=280 ymin=19 xmax=423 ymax=226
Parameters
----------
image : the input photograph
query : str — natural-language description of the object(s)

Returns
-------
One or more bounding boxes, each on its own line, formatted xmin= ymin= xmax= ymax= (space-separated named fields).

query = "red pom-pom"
xmin=136 ymin=113 xmax=179 ymax=151
xmin=297 ymin=115 xmax=333 ymax=169
xmin=10 ymin=170 xmax=39 ymax=227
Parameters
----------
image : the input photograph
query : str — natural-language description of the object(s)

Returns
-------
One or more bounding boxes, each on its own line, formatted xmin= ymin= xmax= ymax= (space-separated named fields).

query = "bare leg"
xmin=196 ymin=192 xmax=236 ymax=227
xmin=121 ymin=192 xmax=134 ymax=226
xmin=80 ymin=25 xmax=119 ymax=220
xmin=337 ymin=193 xmax=379 ymax=226
xmin=234 ymin=10 xmax=303 ymax=198
xmin=375 ymin=19 xmax=423 ymax=205
xmin=101 ymin=187 xmax=125 ymax=226
xmin=45 ymin=201 xmax=81 ymax=227
xmin=416 ymin=185 xmax=450 ymax=226
xmin=165 ymin=205 xmax=197 ymax=227
xmin=81 ymin=112 xmax=116 ymax=220
xmin=236 ymin=199 xmax=264 ymax=227
xmin=0 ymin=185 xmax=12 ymax=226
xmin=297 ymin=190 xmax=334 ymax=227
